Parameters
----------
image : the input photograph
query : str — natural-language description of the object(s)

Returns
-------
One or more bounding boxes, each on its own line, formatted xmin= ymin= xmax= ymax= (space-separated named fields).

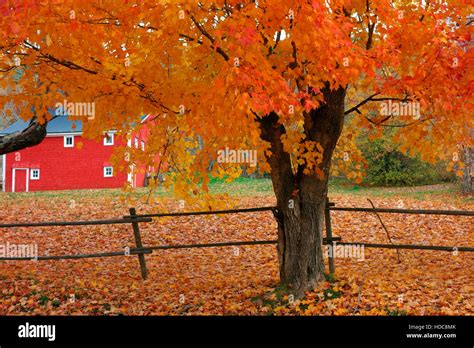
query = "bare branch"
xmin=367 ymin=199 xmax=401 ymax=263
xmin=345 ymin=94 xmax=411 ymax=115
xmin=189 ymin=14 xmax=230 ymax=61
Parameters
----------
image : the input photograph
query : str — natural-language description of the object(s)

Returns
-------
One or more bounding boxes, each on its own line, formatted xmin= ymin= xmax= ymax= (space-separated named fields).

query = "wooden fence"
xmin=0 ymin=202 xmax=472 ymax=278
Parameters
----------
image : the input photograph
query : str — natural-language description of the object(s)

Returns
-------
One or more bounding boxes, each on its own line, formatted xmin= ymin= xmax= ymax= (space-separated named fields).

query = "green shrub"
xmin=360 ymin=137 xmax=454 ymax=187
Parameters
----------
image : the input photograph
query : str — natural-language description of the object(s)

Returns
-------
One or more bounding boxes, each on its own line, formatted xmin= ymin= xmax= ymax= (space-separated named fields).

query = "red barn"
xmin=0 ymin=116 xmax=150 ymax=192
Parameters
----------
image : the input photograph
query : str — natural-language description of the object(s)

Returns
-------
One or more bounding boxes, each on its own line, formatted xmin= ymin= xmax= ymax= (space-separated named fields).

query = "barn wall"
xmin=131 ymin=115 xmax=168 ymax=187
xmin=4 ymin=134 xmax=129 ymax=192
xmin=130 ymin=121 xmax=150 ymax=188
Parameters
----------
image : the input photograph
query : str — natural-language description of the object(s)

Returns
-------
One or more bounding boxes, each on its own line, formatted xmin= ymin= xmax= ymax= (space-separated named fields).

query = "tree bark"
xmin=259 ymin=85 xmax=346 ymax=298
xmin=461 ymin=147 xmax=473 ymax=193
xmin=0 ymin=117 xmax=48 ymax=155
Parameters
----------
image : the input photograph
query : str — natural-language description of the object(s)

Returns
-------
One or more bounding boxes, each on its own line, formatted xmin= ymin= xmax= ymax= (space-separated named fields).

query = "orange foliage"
xmin=0 ymin=1 xmax=472 ymax=203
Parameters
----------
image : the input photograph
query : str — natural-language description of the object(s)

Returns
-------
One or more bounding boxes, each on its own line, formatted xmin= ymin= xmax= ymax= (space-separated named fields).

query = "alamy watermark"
xmin=325 ymin=242 xmax=365 ymax=261
xmin=380 ymin=100 xmax=420 ymax=119
xmin=18 ymin=322 xmax=55 ymax=341
xmin=0 ymin=242 xmax=38 ymax=260
xmin=217 ymin=147 xmax=257 ymax=167
xmin=55 ymin=99 xmax=95 ymax=120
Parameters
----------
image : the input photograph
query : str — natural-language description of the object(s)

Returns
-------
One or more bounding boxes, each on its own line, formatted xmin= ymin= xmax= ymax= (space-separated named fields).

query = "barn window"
xmin=30 ymin=169 xmax=40 ymax=180
xmin=104 ymin=166 xmax=113 ymax=178
xmin=141 ymin=140 xmax=145 ymax=151
xmin=64 ymin=135 xmax=74 ymax=148
xmin=134 ymin=137 xmax=139 ymax=148
xmin=104 ymin=133 xmax=114 ymax=146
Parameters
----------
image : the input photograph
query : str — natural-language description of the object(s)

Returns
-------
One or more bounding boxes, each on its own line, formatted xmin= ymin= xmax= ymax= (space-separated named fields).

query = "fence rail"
xmin=322 ymin=198 xmax=474 ymax=273
xmin=334 ymin=242 xmax=474 ymax=252
xmin=0 ymin=200 xmax=473 ymax=278
xmin=0 ymin=217 xmax=152 ymax=228
xmin=0 ymin=215 xmax=153 ymax=277
xmin=123 ymin=206 xmax=276 ymax=219
xmin=329 ymin=207 xmax=474 ymax=216
xmin=0 ymin=248 xmax=152 ymax=261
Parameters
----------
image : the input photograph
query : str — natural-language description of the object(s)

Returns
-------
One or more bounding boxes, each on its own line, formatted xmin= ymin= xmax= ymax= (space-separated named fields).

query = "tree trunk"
xmin=0 ymin=117 xmax=48 ymax=155
xmin=461 ymin=147 xmax=473 ymax=193
xmin=259 ymin=85 xmax=346 ymax=298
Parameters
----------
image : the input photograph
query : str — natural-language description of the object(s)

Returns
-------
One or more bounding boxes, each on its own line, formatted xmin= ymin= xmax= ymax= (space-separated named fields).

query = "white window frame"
xmin=104 ymin=166 xmax=113 ymax=178
xmin=134 ymin=137 xmax=139 ymax=148
xmin=141 ymin=140 xmax=145 ymax=151
xmin=64 ymin=135 xmax=74 ymax=148
xmin=30 ymin=169 xmax=40 ymax=180
xmin=104 ymin=133 xmax=114 ymax=146
xmin=2 ymin=154 xmax=6 ymax=192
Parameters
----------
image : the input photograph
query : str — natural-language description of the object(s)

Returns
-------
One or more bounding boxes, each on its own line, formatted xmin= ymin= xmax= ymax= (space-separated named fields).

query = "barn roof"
xmin=0 ymin=116 xmax=82 ymax=136
xmin=0 ymin=114 xmax=151 ymax=136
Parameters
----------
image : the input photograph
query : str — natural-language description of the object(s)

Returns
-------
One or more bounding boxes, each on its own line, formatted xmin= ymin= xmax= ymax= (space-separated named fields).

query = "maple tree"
xmin=0 ymin=0 xmax=472 ymax=297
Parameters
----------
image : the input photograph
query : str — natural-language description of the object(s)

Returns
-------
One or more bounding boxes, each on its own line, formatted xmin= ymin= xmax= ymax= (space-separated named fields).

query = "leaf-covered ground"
xmin=0 ymin=182 xmax=472 ymax=315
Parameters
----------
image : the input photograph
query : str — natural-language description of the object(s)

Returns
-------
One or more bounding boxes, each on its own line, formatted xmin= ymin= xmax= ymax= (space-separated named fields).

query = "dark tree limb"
xmin=344 ymin=94 xmax=411 ymax=115
xmin=367 ymin=198 xmax=402 ymax=263
xmin=189 ymin=14 xmax=230 ymax=61
xmin=365 ymin=0 xmax=376 ymax=50
xmin=0 ymin=116 xmax=50 ymax=155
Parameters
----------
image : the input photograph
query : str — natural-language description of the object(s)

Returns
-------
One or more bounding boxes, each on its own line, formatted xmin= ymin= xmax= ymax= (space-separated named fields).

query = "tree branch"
xmin=0 ymin=115 xmax=51 ymax=155
xmin=189 ymin=14 xmax=230 ymax=61
xmin=367 ymin=199 xmax=401 ymax=263
xmin=345 ymin=94 xmax=411 ymax=115
xmin=344 ymin=93 xmax=379 ymax=115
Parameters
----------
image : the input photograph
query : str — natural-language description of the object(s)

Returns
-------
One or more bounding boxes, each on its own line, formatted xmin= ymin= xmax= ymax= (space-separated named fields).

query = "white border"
xmin=103 ymin=166 xmax=113 ymax=178
xmin=30 ymin=169 xmax=40 ymax=180
xmin=12 ymin=168 xmax=29 ymax=192
xmin=46 ymin=132 xmax=82 ymax=137
xmin=64 ymin=135 xmax=74 ymax=148
xmin=2 ymin=154 xmax=6 ymax=192
xmin=103 ymin=133 xmax=114 ymax=146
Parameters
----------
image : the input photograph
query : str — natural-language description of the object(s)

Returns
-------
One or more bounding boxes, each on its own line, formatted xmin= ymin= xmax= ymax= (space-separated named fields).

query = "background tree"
xmin=0 ymin=0 xmax=472 ymax=297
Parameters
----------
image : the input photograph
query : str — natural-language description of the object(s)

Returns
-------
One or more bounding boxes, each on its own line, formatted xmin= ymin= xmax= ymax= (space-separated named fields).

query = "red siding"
xmin=13 ymin=169 xmax=28 ymax=192
xmin=131 ymin=115 xmax=168 ymax=185
xmin=131 ymin=125 xmax=148 ymax=187
xmin=3 ymin=135 xmax=131 ymax=192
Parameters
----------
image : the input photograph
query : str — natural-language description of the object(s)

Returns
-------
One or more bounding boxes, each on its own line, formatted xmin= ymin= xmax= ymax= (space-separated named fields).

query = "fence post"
xmin=129 ymin=207 xmax=148 ymax=280
xmin=324 ymin=197 xmax=335 ymax=274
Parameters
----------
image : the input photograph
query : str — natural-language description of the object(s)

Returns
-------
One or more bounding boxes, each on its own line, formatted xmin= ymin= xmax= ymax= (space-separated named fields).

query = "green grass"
xmin=0 ymin=176 xmax=470 ymax=203
xmin=0 ymin=177 xmax=273 ymax=201
xmin=207 ymin=177 xmax=468 ymax=202
xmin=208 ymin=176 xmax=273 ymax=196
xmin=327 ymin=177 xmax=465 ymax=199
xmin=0 ymin=187 xmax=129 ymax=200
